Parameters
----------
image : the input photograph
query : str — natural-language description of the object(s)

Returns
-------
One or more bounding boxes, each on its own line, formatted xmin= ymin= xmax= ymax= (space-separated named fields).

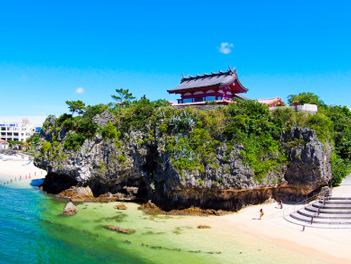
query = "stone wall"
xmin=173 ymin=104 xmax=222 ymax=110
xmin=174 ymin=103 xmax=318 ymax=114
xmin=269 ymin=104 xmax=318 ymax=114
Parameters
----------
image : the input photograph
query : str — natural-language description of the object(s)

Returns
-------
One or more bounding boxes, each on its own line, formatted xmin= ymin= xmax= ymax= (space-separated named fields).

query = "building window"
xmin=194 ymin=97 xmax=203 ymax=102
xmin=183 ymin=98 xmax=193 ymax=103
xmin=205 ymin=96 xmax=216 ymax=101
xmin=217 ymin=96 xmax=222 ymax=100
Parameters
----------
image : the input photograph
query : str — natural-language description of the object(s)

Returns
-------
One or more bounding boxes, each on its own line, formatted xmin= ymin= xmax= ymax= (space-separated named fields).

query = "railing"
xmin=284 ymin=189 xmax=332 ymax=221
xmin=264 ymin=189 xmax=332 ymax=220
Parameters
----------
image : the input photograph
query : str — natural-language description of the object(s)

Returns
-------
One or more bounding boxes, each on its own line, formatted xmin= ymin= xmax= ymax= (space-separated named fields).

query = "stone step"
xmin=284 ymin=214 xmax=351 ymax=229
xmin=312 ymin=203 xmax=351 ymax=209
xmin=328 ymin=197 xmax=351 ymax=201
xmin=305 ymin=205 xmax=351 ymax=214
xmin=297 ymin=208 xmax=351 ymax=219
xmin=317 ymin=200 xmax=351 ymax=205
xmin=290 ymin=212 xmax=351 ymax=225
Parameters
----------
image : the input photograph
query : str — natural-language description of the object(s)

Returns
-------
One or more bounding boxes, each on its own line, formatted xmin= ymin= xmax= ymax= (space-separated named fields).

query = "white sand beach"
xmin=209 ymin=179 xmax=351 ymax=264
xmin=1 ymin=159 xmax=351 ymax=263
xmin=0 ymin=158 xmax=46 ymax=183
xmin=210 ymin=202 xmax=351 ymax=264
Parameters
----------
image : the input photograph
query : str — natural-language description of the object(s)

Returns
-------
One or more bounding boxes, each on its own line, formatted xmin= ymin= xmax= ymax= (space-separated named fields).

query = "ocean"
xmin=0 ymin=174 xmax=327 ymax=264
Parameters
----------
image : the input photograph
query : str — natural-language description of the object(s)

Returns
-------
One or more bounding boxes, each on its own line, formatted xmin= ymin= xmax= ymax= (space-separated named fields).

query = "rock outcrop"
xmin=35 ymin=112 xmax=333 ymax=212
xmin=62 ymin=202 xmax=77 ymax=216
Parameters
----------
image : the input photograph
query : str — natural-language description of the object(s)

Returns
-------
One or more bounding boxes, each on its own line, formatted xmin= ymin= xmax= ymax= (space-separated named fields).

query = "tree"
xmin=287 ymin=92 xmax=325 ymax=106
xmin=65 ymin=100 xmax=86 ymax=116
xmin=111 ymin=88 xmax=135 ymax=106
xmin=27 ymin=134 xmax=40 ymax=147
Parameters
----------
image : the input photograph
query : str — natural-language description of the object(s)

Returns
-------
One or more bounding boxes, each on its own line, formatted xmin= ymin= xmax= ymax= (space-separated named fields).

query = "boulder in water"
xmin=197 ymin=225 xmax=211 ymax=229
xmin=115 ymin=204 xmax=128 ymax=210
xmin=62 ymin=202 xmax=77 ymax=216
xmin=104 ymin=225 xmax=135 ymax=234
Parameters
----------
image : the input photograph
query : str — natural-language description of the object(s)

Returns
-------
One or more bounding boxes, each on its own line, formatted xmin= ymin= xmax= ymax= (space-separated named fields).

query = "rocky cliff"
xmin=34 ymin=109 xmax=332 ymax=212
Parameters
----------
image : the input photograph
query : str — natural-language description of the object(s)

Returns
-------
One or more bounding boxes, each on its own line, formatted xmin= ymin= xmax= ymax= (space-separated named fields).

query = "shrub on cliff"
xmin=223 ymin=100 xmax=285 ymax=180
xmin=63 ymin=131 xmax=86 ymax=151
xmin=121 ymin=96 xmax=159 ymax=131
xmin=101 ymin=122 xmax=120 ymax=139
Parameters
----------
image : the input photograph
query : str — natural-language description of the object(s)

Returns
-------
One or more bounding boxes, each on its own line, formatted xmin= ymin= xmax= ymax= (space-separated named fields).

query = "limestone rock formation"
xmin=35 ymin=112 xmax=333 ymax=212
xmin=57 ymin=186 xmax=94 ymax=202
xmin=281 ymin=124 xmax=332 ymax=194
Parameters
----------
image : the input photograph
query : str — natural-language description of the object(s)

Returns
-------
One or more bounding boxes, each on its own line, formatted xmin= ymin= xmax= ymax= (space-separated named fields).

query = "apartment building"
xmin=0 ymin=118 xmax=36 ymax=142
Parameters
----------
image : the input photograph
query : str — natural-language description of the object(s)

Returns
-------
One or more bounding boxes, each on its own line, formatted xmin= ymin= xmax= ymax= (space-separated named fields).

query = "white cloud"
xmin=76 ymin=87 xmax=85 ymax=94
xmin=219 ymin=42 xmax=234 ymax=54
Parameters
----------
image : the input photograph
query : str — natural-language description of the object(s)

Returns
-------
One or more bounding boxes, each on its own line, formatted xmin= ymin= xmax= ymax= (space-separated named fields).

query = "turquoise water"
xmin=0 ymin=174 xmax=328 ymax=264
xmin=0 ymin=181 xmax=149 ymax=264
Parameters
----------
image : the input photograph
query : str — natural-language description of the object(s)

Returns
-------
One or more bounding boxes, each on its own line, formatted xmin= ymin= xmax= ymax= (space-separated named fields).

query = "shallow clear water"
xmin=0 ymin=180 xmax=149 ymax=263
xmin=0 ymin=175 xmax=327 ymax=264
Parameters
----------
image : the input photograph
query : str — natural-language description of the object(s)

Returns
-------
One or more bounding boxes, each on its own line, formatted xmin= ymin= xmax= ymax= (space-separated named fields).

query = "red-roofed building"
xmin=0 ymin=139 xmax=9 ymax=149
xmin=257 ymin=97 xmax=284 ymax=106
xmin=168 ymin=67 xmax=249 ymax=105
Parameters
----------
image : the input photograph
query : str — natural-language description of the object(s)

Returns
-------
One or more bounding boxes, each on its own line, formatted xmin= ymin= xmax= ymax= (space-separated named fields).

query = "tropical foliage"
xmin=31 ymin=91 xmax=351 ymax=186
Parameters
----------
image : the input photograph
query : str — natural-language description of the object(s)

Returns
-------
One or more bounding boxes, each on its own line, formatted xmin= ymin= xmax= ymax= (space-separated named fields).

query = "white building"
xmin=0 ymin=118 xmax=36 ymax=142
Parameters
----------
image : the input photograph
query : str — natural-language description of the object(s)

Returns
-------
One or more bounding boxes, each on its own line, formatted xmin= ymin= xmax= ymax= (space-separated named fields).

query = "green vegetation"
xmin=287 ymin=92 xmax=326 ymax=106
xmin=32 ymin=91 xmax=351 ymax=186
xmin=111 ymin=88 xmax=136 ymax=106
xmin=65 ymin=100 xmax=86 ymax=116
xmin=101 ymin=122 xmax=119 ymax=139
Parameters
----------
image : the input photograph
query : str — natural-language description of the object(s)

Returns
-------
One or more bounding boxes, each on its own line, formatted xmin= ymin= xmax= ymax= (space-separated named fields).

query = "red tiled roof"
xmin=168 ymin=68 xmax=248 ymax=93
xmin=257 ymin=97 xmax=283 ymax=106
xmin=0 ymin=139 xmax=9 ymax=144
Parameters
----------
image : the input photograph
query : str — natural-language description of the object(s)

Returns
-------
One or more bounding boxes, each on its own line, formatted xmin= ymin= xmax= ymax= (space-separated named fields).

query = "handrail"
xmin=283 ymin=189 xmax=331 ymax=220
xmin=264 ymin=189 xmax=331 ymax=220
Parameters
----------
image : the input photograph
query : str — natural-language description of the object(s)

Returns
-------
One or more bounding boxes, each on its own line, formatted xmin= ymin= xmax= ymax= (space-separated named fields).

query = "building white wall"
xmin=0 ymin=119 xmax=36 ymax=142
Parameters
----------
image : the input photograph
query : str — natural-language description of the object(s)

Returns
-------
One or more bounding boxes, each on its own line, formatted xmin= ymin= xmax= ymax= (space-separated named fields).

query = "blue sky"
xmin=1 ymin=0 xmax=351 ymax=126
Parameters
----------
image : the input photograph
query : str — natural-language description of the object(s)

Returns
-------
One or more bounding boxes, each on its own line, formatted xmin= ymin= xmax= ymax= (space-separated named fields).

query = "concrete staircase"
xmin=284 ymin=197 xmax=351 ymax=229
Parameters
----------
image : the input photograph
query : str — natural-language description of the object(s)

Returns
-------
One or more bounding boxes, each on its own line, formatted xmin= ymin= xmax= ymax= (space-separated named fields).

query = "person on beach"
xmin=278 ymin=199 xmax=283 ymax=209
xmin=259 ymin=208 xmax=264 ymax=220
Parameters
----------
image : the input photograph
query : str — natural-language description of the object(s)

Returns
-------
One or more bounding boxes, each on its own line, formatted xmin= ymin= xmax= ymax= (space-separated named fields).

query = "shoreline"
xmin=0 ymin=159 xmax=47 ymax=183
xmin=1 ymin=160 xmax=350 ymax=263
